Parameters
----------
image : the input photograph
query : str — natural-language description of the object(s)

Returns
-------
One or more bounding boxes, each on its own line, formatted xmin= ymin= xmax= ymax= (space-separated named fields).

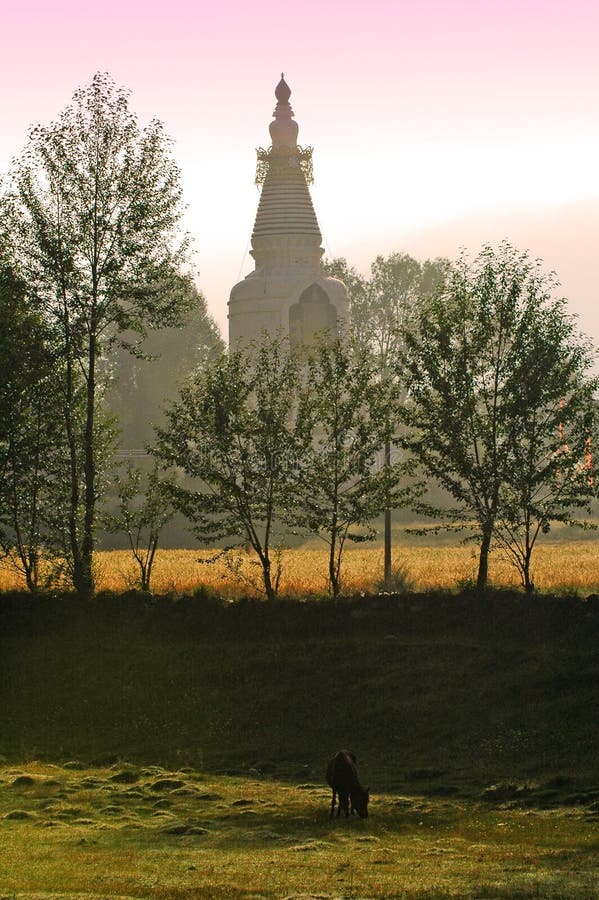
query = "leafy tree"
xmin=0 ymin=249 xmax=73 ymax=589
xmin=491 ymin=316 xmax=598 ymax=592
xmin=324 ymin=252 xmax=447 ymax=362
xmin=103 ymin=461 xmax=174 ymax=592
xmin=154 ymin=338 xmax=299 ymax=601
xmin=400 ymin=242 xmax=598 ymax=591
xmin=324 ymin=253 xmax=447 ymax=586
xmin=292 ymin=337 xmax=405 ymax=598
xmin=364 ymin=253 xmax=448 ymax=584
xmin=108 ymin=284 xmax=224 ymax=452
xmin=322 ymin=257 xmax=369 ymax=324
xmin=353 ymin=253 xmax=446 ymax=360
xmin=5 ymin=72 xmax=194 ymax=597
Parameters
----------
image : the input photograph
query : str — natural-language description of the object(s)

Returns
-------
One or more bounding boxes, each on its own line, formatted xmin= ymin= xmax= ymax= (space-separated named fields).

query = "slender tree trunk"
xmin=28 ymin=403 xmax=42 ymax=592
xmin=522 ymin=501 xmax=535 ymax=593
xmin=383 ymin=438 xmax=392 ymax=585
xmin=329 ymin=548 xmax=340 ymax=599
xmin=523 ymin=546 xmax=535 ymax=593
xmin=56 ymin=212 xmax=85 ymax=593
xmin=62 ymin=314 xmax=84 ymax=593
xmin=140 ymin=562 xmax=150 ymax=592
xmin=329 ymin=510 xmax=340 ymax=598
xmin=261 ymin=552 xmax=276 ymax=601
xmin=476 ymin=523 xmax=493 ymax=591
xmin=78 ymin=328 xmax=97 ymax=599
xmin=523 ymin=570 xmax=534 ymax=593
xmin=142 ymin=536 xmax=159 ymax=593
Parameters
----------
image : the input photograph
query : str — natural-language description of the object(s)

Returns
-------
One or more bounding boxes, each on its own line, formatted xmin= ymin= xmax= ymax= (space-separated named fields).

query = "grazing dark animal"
xmin=326 ymin=750 xmax=369 ymax=818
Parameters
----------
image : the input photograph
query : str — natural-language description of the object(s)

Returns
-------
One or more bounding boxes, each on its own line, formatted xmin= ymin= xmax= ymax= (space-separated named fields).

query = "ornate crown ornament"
xmin=255 ymin=145 xmax=314 ymax=186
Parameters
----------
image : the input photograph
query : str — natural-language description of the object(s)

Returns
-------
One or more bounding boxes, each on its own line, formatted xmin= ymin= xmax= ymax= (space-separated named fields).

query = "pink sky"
xmin=2 ymin=0 xmax=598 ymax=339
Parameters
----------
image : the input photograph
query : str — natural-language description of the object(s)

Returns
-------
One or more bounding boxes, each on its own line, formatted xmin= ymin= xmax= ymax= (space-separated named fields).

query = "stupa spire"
xmin=269 ymin=73 xmax=298 ymax=150
xmin=228 ymin=76 xmax=348 ymax=347
xmin=252 ymin=75 xmax=318 ymax=240
xmin=275 ymin=73 xmax=290 ymax=102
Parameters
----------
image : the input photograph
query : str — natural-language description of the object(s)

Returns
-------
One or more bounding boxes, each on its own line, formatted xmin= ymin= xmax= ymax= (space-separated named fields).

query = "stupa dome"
xmin=228 ymin=75 xmax=349 ymax=347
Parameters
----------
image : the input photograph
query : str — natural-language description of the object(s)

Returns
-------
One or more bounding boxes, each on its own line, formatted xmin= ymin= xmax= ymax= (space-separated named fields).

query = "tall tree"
xmin=324 ymin=253 xmax=447 ymax=585
xmin=0 ymin=247 xmax=73 ymax=589
xmin=400 ymin=242 xmax=598 ymax=591
xmin=491 ymin=311 xmax=598 ymax=592
xmin=292 ymin=337 xmax=404 ymax=598
xmin=5 ymin=73 xmax=194 ymax=597
xmin=155 ymin=338 xmax=300 ymax=601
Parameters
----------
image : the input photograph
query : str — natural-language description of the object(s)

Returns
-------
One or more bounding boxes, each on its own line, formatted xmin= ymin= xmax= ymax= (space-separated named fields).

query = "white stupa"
xmin=228 ymin=75 xmax=348 ymax=348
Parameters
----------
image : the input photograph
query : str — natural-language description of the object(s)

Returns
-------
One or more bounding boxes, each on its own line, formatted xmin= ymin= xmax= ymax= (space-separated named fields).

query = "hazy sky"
xmin=2 ymin=0 xmax=598 ymax=341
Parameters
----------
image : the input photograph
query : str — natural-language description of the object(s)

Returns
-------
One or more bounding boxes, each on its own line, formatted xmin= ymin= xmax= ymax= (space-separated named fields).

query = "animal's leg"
xmin=330 ymin=789 xmax=336 ymax=818
xmin=340 ymin=791 xmax=349 ymax=817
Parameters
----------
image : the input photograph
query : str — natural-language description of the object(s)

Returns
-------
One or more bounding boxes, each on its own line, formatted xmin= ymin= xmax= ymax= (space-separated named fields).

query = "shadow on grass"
xmin=1 ymin=762 xmax=597 ymax=899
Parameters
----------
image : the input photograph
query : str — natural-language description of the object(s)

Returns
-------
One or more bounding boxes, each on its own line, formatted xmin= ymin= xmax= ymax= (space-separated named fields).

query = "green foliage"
xmin=324 ymin=253 xmax=447 ymax=587
xmin=324 ymin=252 xmax=449 ymax=367
xmin=155 ymin=334 xmax=417 ymax=600
xmin=291 ymin=337 xmax=408 ymax=597
xmin=103 ymin=462 xmax=174 ymax=591
xmin=107 ymin=283 xmax=224 ymax=452
xmin=0 ymin=248 xmax=76 ymax=590
xmin=492 ymin=349 xmax=598 ymax=591
xmin=400 ymin=242 xmax=599 ymax=591
xmin=155 ymin=337 xmax=300 ymax=600
xmin=4 ymin=72 xmax=193 ymax=597
xmin=322 ymin=256 xmax=369 ymax=314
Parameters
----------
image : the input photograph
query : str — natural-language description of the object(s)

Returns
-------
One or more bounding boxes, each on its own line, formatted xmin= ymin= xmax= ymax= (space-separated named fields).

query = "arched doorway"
xmin=289 ymin=283 xmax=337 ymax=350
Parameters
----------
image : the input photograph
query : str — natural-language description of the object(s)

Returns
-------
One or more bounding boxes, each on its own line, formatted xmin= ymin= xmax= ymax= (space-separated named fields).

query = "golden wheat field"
xmin=2 ymin=539 xmax=599 ymax=595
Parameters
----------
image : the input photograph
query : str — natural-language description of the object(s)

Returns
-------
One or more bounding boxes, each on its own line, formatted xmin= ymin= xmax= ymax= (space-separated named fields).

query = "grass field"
xmin=2 ymin=538 xmax=599 ymax=596
xmin=1 ymin=760 xmax=597 ymax=899
xmin=1 ymin=563 xmax=598 ymax=896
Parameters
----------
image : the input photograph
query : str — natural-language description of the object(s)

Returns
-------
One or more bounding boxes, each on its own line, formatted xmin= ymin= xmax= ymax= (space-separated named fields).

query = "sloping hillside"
xmin=1 ymin=590 xmax=597 ymax=803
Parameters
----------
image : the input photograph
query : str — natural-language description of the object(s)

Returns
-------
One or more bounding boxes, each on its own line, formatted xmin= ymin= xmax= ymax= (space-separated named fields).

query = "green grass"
xmin=0 ymin=761 xmax=597 ymax=898
xmin=0 ymin=588 xmax=597 ymax=896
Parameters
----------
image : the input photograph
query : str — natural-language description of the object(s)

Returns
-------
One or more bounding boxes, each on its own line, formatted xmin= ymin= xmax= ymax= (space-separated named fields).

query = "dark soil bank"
xmin=1 ymin=589 xmax=597 ymax=803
